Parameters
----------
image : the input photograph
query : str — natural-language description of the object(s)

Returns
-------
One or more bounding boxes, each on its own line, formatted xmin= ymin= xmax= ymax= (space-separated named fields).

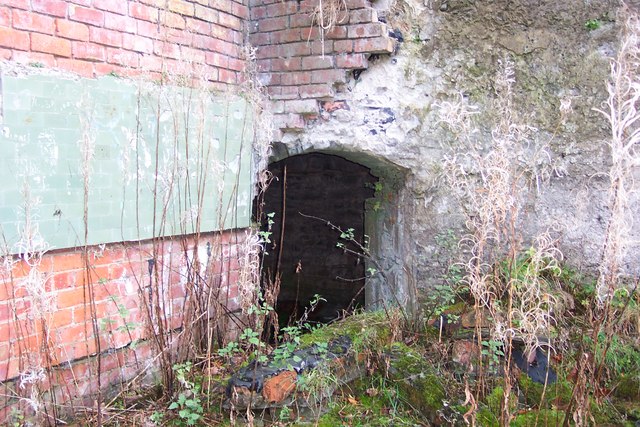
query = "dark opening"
xmin=258 ymin=153 xmax=377 ymax=327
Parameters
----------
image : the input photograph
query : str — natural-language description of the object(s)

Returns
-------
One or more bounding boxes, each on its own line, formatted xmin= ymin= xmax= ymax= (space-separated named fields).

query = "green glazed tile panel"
xmin=0 ymin=72 xmax=253 ymax=253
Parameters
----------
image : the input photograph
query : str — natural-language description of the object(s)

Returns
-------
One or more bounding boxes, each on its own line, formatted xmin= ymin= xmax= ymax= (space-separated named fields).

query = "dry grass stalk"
xmin=310 ymin=0 xmax=349 ymax=56
xmin=593 ymin=4 xmax=640 ymax=306
xmin=437 ymin=57 xmax=560 ymax=422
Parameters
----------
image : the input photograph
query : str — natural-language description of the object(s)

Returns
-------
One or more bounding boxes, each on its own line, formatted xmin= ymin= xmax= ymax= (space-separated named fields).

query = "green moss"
xmin=476 ymin=406 xmax=499 ymax=427
xmin=298 ymin=310 xmax=392 ymax=350
xmin=511 ymin=409 xmax=566 ymax=426
xmin=517 ymin=374 xmax=572 ymax=408
xmin=485 ymin=385 xmax=504 ymax=418
xmin=383 ymin=342 xmax=446 ymax=420
xmin=614 ymin=375 xmax=640 ymax=401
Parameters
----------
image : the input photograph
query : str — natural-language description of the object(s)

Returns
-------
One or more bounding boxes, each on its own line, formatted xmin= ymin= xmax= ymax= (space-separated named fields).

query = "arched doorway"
xmin=258 ymin=153 xmax=377 ymax=326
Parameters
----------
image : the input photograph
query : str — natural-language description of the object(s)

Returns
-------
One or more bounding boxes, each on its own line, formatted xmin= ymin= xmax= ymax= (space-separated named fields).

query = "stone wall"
xmin=257 ymin=0 xmax=639 ymax=302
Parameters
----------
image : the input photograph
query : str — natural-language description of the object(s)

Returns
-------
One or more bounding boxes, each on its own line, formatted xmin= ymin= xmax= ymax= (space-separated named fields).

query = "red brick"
xmin=311 ymin=69 xmax=347 ymax=84
xmin=122 ymin=33 xmax=153 ymax=54
xmin=140 ymin=54 xmax=163 ymax=72
xmin=52 ymin=271 xmax=79 ymax=290
xmin=291 ymin=13 xmax=312 ymax=28
xmin=202 ymin=65 xmax=218 ymax=81
xmin=255 ymin=44 xmax=280 ymax=59
xmin=354 ymin=37 xmax=394 ymax=53
xmin=325 ymin=25 xmax=348 ymax=39
xmin=272 ymin=112 xmax=304 ymax=129
xmin=211 ymin=25 xmax=237 ymax=42
xmin=56 ymin=19 xmax=89 ymax=41
xmin=72 ymin=41 xmax=106 ymax=61
xmin=300 ymin=26 xmax=319 ymax=40
xmin=249 ymin=32 xmax=270 ymax=46
xmin=250 ymin=5 xmax=267 ymax=20
xmin=31 ymin=33 xmax=71 ymax=56
xmin=137 ymin=20 xmax=161 ymax=39
xmin=186 ymin=17 xmax=211 ymax=35
xmin=205 ymin=52 xmax=228 ymax=68
xmin=280 ymin=41 xmax=310 ymax=57
xmin=262 ymin=370 xmax=296 ymax=403
xmin=191 ymin=33 xmax=211 ymax=50
xmin=194 ymin=4 xmax=217 ymax=22
xmin=334 ymin=39 xmax=353 ymax=53
xmin=0 ymin=304 xmax=9 ymax=324
xmin=299 ymin=0 xmax=316 ymax=13
xmin=348 ymin=23 xmax=385 ymax=38
xmin=232 ymin=2 xmax=250 ymax=20
xmin=69 ymin=5 xmax=105 ymax=26
xmin=336 ymin=53 xmax=367 ymax=69
xmin=1 ymin=0 xmax=29 ymax=10
xmin=180 ymin=46 xmax=205 ymax=63
xmin=160 ymin=11 xmax=185 ymax=29
xmin=227 ymin=57 xmax=244 ymax=71
xmin=154 ymin=40 xmax=180 ymax=59
xmin=104 ymin=12 xmax=137 ymax=33
xmin=301 ymin=55 xmax=333 ymax=69
xmin=51 ymin=308 xmax=73 ymax=328
xmin=107 ymin=47 xmax=140 ymax=67
xmin=256 ymin=58 xmax=270 ymax=72
xmin=11 ymin=50 xmax=55 ymax=66
xmin=0 ymin=27 xmax=29 ymax=50
xmin=0 ymin=47 xmax=11 ymax=59
xmin=272 ymin=28 xmax=301 ymax=43
xmin=212 ymin=0 xmax=234 ymax=15
xmin=56 ymin=287 xmax=86 ymax=309
xmin=219 ymin=12 xmax=241 ymax=30
xmin=138 ymin=0 xmax=166 ymax=6
xmin=349 ymin=8 xmax=376 ymax=24
xmin=32 ymin=0 xmax=67 ymax=17
xmin=272 ymin=57 xmax=301 ymax=71
xmin=267 ymin=86 xmax=298 ymax=100
xmin=90 ymin=27 xmax=122 ymax=47
xmin=209 ymin=38 xmax=238 ymax=57
xmin=168 ymin=0 xmax=194 ymax=16
xmin=68 ymin=0 xmax=92 ymax=6
xmin=260 ymin=16 xmax=287 ymax=32
xmin=12 ymin=10 xmax=55 ymax=34
xmin=166 ymin=27 xmax=191 ymax=45
xmin=93 ymin=0 xmax=128 ymax=14
xmin=0 ymin=7 xmax=9 ymax=26
xmin=129 ymin=3 xmax=158 ymax=23
xmin=279 ymin=70 xmax=312 ymax=86
xmin=345 ymin=0 xmax=370 ymax=8
xmin=272 ymin=1 xmax=298 ymax=17
xmin=299 ymin=83 xmax=334 ymax=99
xmin=219 ymin=68 xmax=236 ymax=83
xmin=310 ymin=40 xmax=334 ymax=55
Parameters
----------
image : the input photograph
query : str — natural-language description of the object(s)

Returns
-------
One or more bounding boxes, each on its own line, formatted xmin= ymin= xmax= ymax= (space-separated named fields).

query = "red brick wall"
xmin=248 ymin=0 xmax=395 ymax=138
xmin=0 ymin=0 xmax=248 ymax=85
xmin=0 ymin=229 xmax=247 ymax=422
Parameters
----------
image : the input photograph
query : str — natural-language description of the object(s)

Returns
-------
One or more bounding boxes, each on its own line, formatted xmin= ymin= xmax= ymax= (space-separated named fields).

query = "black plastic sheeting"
xmin=226 ymin=336 xmax=352 ymax=396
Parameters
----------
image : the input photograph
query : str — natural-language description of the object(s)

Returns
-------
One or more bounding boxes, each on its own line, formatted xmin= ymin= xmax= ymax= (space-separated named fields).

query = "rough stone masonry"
xmin=256 ymin=0 xmax=639 ymax=301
